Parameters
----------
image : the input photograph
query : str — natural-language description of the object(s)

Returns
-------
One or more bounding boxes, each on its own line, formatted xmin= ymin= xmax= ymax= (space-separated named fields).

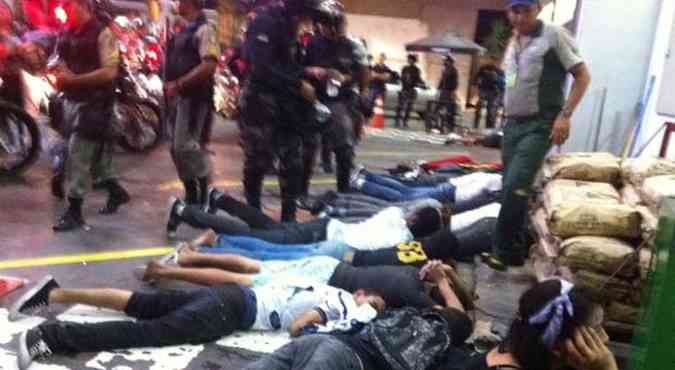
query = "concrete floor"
xmin=0 ymin=115 xmax=538 ymax=370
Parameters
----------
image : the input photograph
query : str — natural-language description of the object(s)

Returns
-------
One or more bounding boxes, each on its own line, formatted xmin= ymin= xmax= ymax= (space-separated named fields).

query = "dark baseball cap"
xmin=507 ymin=0 xmax=539 ymax=7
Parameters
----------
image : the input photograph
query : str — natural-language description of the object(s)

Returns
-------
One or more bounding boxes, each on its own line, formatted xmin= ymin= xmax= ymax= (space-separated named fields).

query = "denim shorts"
xmin=252 ymin=256 xmax=341 ymax=288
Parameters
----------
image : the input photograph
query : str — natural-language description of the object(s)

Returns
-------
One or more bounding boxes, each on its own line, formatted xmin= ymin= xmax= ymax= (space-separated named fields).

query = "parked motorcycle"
xmin=0 ymin=78 xmax=41 ymax=176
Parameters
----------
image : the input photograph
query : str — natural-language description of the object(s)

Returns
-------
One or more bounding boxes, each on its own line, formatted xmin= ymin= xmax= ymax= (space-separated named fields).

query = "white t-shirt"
xmin=251 ymin=284 xmax=370 ymax=331
xmin=450 ymin=173 xmax=503 ymax=203
xmin=326 ymin=207 xmax=413 ymax=251
xmin=451 ymin=202 xmax=501 ymax=232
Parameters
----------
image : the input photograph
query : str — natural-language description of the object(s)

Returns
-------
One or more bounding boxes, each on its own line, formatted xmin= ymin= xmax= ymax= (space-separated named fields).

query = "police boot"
xmin=99 ymin=180 xmax=131 ymax=215
xmin=183 ymin=179 xmax=200 ymax=205
xmin=197 ymin=177 xmax=210 ymax=211
xmin=50 ymin=173 xmax=65 ymax=199
xmin=53 ymin=198 xmax=85 ymax=232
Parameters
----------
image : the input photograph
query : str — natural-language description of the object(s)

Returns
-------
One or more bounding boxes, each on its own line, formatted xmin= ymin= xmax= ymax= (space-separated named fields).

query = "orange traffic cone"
xmin=0 ymin=276 xmax=26 ymax=298
xmin=370 ymin=97 xmax=385 ymax=129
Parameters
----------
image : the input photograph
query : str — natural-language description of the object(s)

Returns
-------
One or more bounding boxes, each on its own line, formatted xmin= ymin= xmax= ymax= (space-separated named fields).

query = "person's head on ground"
xmin=505 ymin=278 xmax=609 ymax=370
xmin=353 ymin=289 xmax=386 ymax=314
xmin=407 ymin=53 xmax=417 ymax=65
xmin=406 ymin=206 xmax=443 ymax=238
xmin=506 ymin=0 xmax=541 ymax=36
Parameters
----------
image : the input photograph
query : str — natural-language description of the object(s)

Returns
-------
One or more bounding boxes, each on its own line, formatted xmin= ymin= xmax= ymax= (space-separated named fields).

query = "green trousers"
xmin=494 ymin=117 xmax=553 ymax=261
xmin=66 ymin=132 xmax=115 ymax=200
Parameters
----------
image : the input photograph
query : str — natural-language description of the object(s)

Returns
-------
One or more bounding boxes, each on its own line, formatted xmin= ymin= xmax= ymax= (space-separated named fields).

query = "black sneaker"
xmin=166 ymin=197 xmax=184 ymax=239
xmin=18 ymin=328 xmax=53 ymax=370
xmin=52 ymin=211 xmax=84 ymax=232
xmin=206 ymin=187 xmax=224 ymax=214
xmin=480 ymin=253 xmax=525 ymax=272
xmin=9 ymin=275 xmax=59 ymax=321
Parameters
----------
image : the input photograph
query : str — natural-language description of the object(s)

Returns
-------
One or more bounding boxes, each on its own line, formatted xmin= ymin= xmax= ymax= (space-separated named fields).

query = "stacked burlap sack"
xmin=533 ymin=153 xmax=674 ymax=326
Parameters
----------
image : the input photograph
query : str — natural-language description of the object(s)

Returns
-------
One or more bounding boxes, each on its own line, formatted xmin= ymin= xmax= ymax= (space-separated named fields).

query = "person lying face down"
xmin=11 ymin=274 xmax=385 ymax=370
xmin=240 ymin=261 xmax=475 ymax=370
xmin=166 ymin=189 xmax=445 ymax=250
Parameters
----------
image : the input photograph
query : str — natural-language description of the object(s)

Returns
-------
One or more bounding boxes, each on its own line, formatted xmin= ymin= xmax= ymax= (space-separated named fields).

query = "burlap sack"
xmin=544 ymin=152 xmax=620 ymax=183
xmin=639 ymin=248 xmax=655 ymax=282
xmin=573 ymin=270 xmax=641 ymax=305
xmin=548 ymin=203 xmax=641 ymax=239
xmin=636 ymin=206 xmax=658 ymax=241
xmin=606 ymin=301 xmax=640 ymax=324
xmin=559 ymin=236 xmax=637 ymax=277
xmin=640 ymin=175 xmax=675 ymax=209
xmin=532 ymin=208 xmax=561 ymax=257
xmin=621 ymin=157 xmax=675 ymax=186
xmin=544 ymin=179 xmax=621 ymax=213
xmin=620 ymin=184 xmax=643 ymax=207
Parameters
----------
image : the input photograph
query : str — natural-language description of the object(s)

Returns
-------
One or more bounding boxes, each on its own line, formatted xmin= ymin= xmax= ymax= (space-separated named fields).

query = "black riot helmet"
xmin=286 ymin=0 xmax=344 ymax=23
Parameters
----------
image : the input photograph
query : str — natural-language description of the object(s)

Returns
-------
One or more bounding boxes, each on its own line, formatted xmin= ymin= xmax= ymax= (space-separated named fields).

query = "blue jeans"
xmin=209 ymin=235 xmax=354 ymax=261
xmin=360 ymin=172 xmax=456 ymax=203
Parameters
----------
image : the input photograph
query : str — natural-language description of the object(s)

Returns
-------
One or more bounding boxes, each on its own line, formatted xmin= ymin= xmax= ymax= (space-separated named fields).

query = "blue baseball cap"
xmin=507 ymin=0 xmax=539 ymax=7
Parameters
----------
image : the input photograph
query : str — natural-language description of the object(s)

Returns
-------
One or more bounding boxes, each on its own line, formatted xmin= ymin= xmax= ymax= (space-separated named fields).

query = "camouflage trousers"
xmin=169 ymin=95 xmax=213 ymax=182
xmin=63 ymin=100 xmax=116 ymax=200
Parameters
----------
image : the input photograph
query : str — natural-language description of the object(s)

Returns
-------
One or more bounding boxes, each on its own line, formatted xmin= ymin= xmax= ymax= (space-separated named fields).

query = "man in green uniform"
xmin=52 ymin=0 xmax=130 ymax=232
xmin=482 ymin=0 xmax=591 ymax=270
xmin=164 ymin=0 xmax=219 ymax=221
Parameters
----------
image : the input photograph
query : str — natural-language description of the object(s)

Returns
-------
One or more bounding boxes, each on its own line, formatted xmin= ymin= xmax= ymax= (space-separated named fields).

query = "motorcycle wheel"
xmin=0 ymin=100 xmax=41 ymax=176
xmin=117 ymin=96 xmax=162 ymax=153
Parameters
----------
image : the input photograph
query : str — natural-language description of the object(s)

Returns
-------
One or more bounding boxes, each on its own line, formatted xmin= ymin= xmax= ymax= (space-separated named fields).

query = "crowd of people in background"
xmin=2 ymin=0 xmax=610 ymax=369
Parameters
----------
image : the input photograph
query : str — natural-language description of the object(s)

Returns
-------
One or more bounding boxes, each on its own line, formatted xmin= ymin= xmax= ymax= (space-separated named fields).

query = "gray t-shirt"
xmin=503 ymin=21 xmax=583 ymax=119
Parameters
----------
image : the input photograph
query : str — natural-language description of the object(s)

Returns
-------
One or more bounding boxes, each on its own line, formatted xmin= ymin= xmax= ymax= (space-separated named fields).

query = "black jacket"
xmin=368 ymin=308 xmax=451 ymax=370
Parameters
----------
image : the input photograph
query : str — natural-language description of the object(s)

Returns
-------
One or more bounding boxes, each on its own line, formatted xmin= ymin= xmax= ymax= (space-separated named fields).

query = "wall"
xmin=636 ymin=0 xmax=675 ymax=159
xmin=563 ymin=0 xmax=660 ymax=155
xmin=343 ymin=0 xmax=508 ymax=103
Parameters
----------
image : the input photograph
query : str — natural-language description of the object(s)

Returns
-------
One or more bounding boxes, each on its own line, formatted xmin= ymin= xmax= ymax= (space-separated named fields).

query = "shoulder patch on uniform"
xmin=256 ymin=34 xmax=269 ymax=43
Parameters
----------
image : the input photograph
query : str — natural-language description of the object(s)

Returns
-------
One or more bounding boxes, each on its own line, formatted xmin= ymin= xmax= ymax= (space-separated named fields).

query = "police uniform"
xmin=239 ymin=3 xmax=312 ymax=222
xmin=165 ymin=12 xmax=219 ymax=205
xmin=303 ymin=34 xmax=368 ymax=193
xmin=55 ymin=18 xmax=129 ymax=231
xmin=395 ymin=62 xmax=423 ymax=128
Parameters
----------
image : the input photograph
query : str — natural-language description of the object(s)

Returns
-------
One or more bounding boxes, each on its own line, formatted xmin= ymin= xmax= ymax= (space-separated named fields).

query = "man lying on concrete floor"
xmin=166 ymin=189 xmax=446 ymax=250
xmin=308 ymin=173 xmax=501 ymax=218
xmin=136 ymin=251 xmax=475 ymax=312
xmin=241 ymin=260 xmax=474 ymax=370
xmin=183 ymin=215 xmax=495 ymax=267
xmin=351 ymin=168 xmax=502 ymax=207
xmin=11 ymin=275 xmax=385 ymax=370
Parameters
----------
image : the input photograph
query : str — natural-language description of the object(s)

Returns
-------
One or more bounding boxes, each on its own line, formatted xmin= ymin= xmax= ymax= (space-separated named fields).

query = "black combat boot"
xmin=53 ymin=198 xmax=85 ymax=232
xmin=99 ymin=180 xmax=130 ymax=214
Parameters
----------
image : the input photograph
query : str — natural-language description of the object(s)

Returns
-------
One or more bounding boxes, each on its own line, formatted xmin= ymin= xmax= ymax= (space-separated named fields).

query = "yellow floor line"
xmin=0 ymin=247 xmax=174 ymax=270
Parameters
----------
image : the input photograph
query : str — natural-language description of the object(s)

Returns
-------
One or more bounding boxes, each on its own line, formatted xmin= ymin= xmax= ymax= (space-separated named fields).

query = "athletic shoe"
xmin=166 ymin=197 xmax=183 ymax=239
xmin=18 ymin=328 xmax=53 ymax=370
xmin=9 ymin=275 xmax=59 ymax=321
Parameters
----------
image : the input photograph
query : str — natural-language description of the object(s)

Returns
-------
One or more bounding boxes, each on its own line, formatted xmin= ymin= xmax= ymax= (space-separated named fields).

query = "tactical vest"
xmin=165 ymin=13 xmax=213 ymax=99
xmin=59 ymin=18 xmax=114 ymax=101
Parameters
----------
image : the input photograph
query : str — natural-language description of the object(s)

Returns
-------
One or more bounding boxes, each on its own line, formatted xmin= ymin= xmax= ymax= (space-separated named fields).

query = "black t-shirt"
xmin=328 ymin=262 xmax=434 ymax=308
xmin=401 ymin=64 xmax=423 ymax=91
xmin=434 ymin=352 xmax=522 ymax=370
xmin=352 ymin=230 xmax=460 ymax=268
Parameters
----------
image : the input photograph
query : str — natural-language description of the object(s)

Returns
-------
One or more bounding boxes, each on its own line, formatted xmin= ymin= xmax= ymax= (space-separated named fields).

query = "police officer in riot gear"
xmin=51 ymin=0 xmax=130 ymax=232
xmin=301 ymin=3 xmax=369 ymax=196
xmin=164 ymin=0 xmax=219 ymax=227
xmin=239 ymin=0 xmax=343 ymax=222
